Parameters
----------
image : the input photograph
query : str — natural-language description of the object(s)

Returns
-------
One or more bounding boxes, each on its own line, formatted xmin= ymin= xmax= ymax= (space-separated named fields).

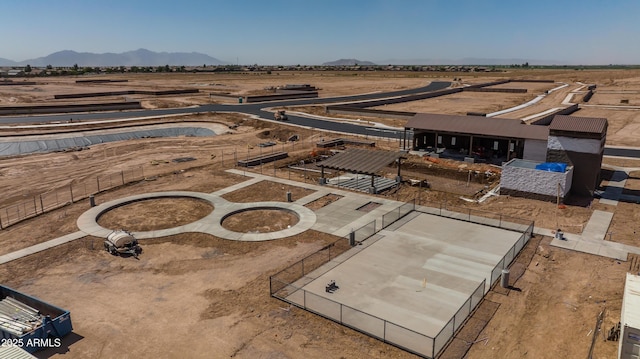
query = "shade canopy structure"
xmin=318 ymin=148 xmax=405 ymax=176
xmin=317 ymin=148 xmax=406 ymax=194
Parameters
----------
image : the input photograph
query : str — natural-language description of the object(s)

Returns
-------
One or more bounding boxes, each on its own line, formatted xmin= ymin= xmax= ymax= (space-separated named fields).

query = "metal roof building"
xmin=404 ymin=112 xmax=609 ymax=199
xmin=546 ymin=115 xmax=608 ymax=197
xmin=549 ymin=115 xmax=608 ymax=136
xmin=405 ymin=113 xmax=550 ymax=164
xmin=406 ymin=113 xmax=549 ymax=141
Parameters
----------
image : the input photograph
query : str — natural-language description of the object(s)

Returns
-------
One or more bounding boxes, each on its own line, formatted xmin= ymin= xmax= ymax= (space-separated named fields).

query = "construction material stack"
xmin=0 ymin=297 xmax=43 ymax=336
xmin=0 ymin=285 xmax=72 ymax=353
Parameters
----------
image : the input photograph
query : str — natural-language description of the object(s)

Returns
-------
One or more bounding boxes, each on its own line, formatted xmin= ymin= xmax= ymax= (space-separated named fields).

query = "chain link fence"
xmin=0 ymin=134 xmax=393 ymax=230
xmin=270 ymin=198 xmax=534 ymax=358
xmin=417 ymin=200 xmax=534 ymax=232
xmin=381 ymin=199 xmax=416 ymax=229
xmin=271 ymin=254 xmax=486 ymax=358
xmin=489 ymin=222 xmax=535 ymax=290
xmin=433 ymin=280 xmax=486 ymax=356
xmin=0 ymin=167 xmax=144 ymax=229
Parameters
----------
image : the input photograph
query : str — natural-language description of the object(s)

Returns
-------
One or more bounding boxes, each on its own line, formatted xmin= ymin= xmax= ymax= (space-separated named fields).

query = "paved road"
xmin=0 ymin=82 xmax=450 ymax=140
xmin=603 ymin=147 xmax=640 ymax=158
xmin=2 ymin=80 xmax=640 ymax=157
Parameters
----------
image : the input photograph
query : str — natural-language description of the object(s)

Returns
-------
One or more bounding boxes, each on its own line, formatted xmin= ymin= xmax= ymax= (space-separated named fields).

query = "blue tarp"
xmin=535 ymin=162 xmax=567 ymax=172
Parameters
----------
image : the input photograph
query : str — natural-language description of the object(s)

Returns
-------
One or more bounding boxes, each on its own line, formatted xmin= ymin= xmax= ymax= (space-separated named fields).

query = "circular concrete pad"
xmin=76 ymin=191 xmax=317 ymax=241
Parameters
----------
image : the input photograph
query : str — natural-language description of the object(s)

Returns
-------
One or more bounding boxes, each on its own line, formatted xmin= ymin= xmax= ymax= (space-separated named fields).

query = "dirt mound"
xmin=257 ymin=128 xmax=298 ymax=142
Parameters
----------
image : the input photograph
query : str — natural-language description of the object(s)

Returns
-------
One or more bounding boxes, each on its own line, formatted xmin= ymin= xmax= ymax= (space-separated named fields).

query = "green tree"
xmin=73 ymin=63 xmax=78 ymax=71
xmin=24 ymin=64 xmax=32 ymax=73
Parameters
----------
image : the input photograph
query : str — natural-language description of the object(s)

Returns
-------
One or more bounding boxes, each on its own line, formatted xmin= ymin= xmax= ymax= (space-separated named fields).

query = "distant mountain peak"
xmin=322 ymin=58 xmax=376 ymax=66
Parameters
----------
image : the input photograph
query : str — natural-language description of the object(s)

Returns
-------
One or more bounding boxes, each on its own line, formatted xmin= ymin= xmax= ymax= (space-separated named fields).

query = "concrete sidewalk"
xmin=545 ymin=166 xmax=640 ymax=260
xmin=0 ymin=170 xmax=408 ymax=264
xmin=225 ymin=169 xmax=408 ymax=238
xmin=3 ymin=168 xmax=640 ymax=266
xmin=0 ymin=231 xmax=86 ymax=265
xmin=547 ymin=210 xmax=640 ymax=261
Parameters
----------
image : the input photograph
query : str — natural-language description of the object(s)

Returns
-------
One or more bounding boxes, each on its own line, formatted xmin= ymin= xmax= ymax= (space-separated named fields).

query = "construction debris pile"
xmin=0 ymin=297 xmax=44 ymax=336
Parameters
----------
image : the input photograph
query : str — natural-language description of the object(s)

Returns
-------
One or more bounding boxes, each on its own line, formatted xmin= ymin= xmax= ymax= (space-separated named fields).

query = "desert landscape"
xmin=1 ymin=68 xmax=640 ymax=358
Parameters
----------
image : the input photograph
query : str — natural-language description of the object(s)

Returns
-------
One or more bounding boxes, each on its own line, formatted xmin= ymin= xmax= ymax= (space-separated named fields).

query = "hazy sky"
xmin=3 ymin=0 xmax=639 ymax=65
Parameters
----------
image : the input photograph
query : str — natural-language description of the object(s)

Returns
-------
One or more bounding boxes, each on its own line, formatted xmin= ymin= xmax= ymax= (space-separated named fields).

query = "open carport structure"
xmin=317 ymin=148 xmax=405 ymax=194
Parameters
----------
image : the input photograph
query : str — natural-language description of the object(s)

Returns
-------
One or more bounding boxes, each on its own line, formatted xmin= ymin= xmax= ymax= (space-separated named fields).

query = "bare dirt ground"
xmin=603 ymin=156 xmax=640 ymax=168
xmin=573 ymin=72 xmax=640 ymax=147
xmin=221 ymin=209 xmax=299 ymax=233
xmin=97 ymin=198 xmax=214 ymax=231
xmin=587 ymin=75 xmax=640 ymax=107
xmin=304 ymin=194 xmax=343 ymax=211
xmin=601 ymin=169 xmax=640 ymax=247
xmin=220 ymin=180 xmax=315 ymax=203
xmin=374 ymin=90 xmax=540 ymax=115
xmin=576 ymin=107 xmax=640 ymax=147
xmin=284 ymin=71 xmax=640 ymax=149
xmin=1 ymin=70 xmax=640 ymax=358
xmin=0 ymin=72 xmax=436 ymax=107
xmin=493 ymin=82 xmax=576 ymax=120
xmin=463 ymin=236 xmax=626 ymax=359
xmin=375 ymin=81 xmax=558 ymax=116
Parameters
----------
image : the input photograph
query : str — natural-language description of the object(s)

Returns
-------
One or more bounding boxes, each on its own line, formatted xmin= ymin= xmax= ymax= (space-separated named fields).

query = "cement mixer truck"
xmin=104 ymin=230 xmax=142 ymax=258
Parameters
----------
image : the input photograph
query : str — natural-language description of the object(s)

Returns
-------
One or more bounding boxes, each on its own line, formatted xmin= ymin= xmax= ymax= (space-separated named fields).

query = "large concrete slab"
xmin=287 ymin=212 xmax=523 ymax=340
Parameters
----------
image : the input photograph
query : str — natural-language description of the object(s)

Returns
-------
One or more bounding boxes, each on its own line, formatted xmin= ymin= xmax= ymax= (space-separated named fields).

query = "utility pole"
xmin=555 ymin=182 xmax=560 ymax=230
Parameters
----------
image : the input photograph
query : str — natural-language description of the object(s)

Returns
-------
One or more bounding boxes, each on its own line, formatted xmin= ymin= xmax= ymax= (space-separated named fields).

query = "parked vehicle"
xmin=274 ymin=110 xmax=288 ymax=121
xmin=104 ymin=230 xmax=142 ymax=258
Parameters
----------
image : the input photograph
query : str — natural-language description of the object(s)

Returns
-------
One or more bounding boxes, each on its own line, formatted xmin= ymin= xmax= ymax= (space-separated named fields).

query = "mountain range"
xmin=0 ymin=49 xmax=567 ymax=67
xmin=0 ymin=49 xmax=228 ymax=67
